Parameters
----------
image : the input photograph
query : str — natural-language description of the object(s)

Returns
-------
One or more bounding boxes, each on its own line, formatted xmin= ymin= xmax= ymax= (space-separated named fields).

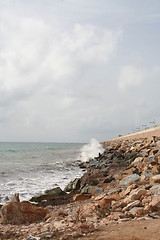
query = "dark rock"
xmin=45 ymin=187 xmax=65 ymax=195
xmin=29 ymin=187 xmax=71 ymax=206
xmin=64 ymin=178 xmax=81 ymax=192
xmin=104 ymin=176 xmax=113 ymax=183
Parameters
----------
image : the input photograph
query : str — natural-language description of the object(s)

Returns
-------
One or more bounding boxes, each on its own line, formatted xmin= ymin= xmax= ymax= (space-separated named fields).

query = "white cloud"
xmin=118 ymin=65 xmax=145 ymax=90
xmin=0 ymin=10 xmax=121 ymax=141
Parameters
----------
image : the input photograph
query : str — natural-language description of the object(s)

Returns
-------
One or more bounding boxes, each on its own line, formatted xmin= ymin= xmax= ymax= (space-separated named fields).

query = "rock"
xmin=150 ymin=174 xmax=160 ymax=185
xmin=150 ymin=184 xmax=160 ymax=195
xmin=64 ymin=178 xmax=81 ymax=192
xmin=130 ymin=157 xmax=143 ymax=167
xmin=120 ymin=174 xmax=140 ymax=186
xmin=123 ymin=200 xmax=140 ymax=211
xmin=103 ymin=176 xmax=113 ymax=183
xmin=149 ymin=196 xmax=160 ymax=211
xmin=44 ymin=187 xmax=65 ymax=195
xmin=73 ymin=194 xmax=92 ymax=201
xmin=124 ymin=184 xmax=138 ymax=196
xmin=107 ymin=188 xmax=122 ymax=196
xmin=0 ymin=201 xmax=48 ymax=224
xmin=141 ymin=195 xmax=152 ymax=205
xmin=144 ymin=156 xmax=155 ymax=163
xmin=151 ymin=165 xmax=160 ymax=174
xmin=10 ymin=193 xmax=20 ymax=203
xmin=98 ymin=195 xmax=119 ymax=209
xmin=81 ymin=186 xmax=102 ymax=195
xmin=29 ymin=187 xmax=69 ymax=206
xmin=129 ymin=207 xmax=144 ymax=217
xmin=128 ymin=188 xmax=147 ymax=202
xmin=141 ymin=170 xmax=153 ymax=180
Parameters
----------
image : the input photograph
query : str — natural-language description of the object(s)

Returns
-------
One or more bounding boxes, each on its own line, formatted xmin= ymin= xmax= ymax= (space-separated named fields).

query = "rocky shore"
xmin=1 ymin=134 xmax=160 ymax=239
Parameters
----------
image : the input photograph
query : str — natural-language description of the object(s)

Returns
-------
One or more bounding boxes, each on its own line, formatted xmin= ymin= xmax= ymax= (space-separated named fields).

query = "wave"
xmin=77 ymin=138 xmax=104 ymax=162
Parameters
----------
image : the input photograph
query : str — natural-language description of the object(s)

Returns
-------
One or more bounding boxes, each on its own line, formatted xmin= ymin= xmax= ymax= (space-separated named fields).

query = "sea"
xmin=0 ymin=142 xmax=86 ymax=204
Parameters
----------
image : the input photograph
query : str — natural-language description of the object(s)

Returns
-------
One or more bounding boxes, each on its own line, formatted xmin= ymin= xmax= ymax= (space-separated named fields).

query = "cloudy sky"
xmin=0 ymin=0 xmax=160 ymax=142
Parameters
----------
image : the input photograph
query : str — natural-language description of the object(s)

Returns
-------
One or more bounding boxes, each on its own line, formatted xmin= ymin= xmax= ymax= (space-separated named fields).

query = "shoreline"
xmin=0 ymin=130 xmax=160 ymax=239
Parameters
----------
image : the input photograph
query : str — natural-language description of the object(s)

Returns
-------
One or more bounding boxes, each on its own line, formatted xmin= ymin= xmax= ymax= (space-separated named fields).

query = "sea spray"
xmin=78 ymin=138 xmax=104 ymax=162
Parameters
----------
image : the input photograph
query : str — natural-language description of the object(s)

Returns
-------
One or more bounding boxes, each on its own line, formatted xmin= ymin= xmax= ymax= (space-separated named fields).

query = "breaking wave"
xmin=78 ymin=138 xmax=104 ymax=162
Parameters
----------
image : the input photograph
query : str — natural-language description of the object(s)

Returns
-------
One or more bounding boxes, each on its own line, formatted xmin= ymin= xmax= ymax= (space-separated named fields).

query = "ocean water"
xmin=0 ymin=142 xmax=86 ymax=204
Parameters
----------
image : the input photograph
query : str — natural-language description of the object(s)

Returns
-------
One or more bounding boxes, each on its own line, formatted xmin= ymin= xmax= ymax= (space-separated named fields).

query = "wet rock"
xmin=64 ymin=178 xmax=81 ymax=192
xmin=0 ymin=201 xmax=48 ymax=224
xmin=120 ymin=174 xmax=140 ymax=186
xmin=29 ymin=187 xmax=72 ymax=206
xmin=44 ymin=187 xmax=65 ymax=195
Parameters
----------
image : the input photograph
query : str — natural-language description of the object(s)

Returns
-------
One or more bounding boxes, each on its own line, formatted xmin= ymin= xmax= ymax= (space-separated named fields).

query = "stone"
xmin=81 ymin=186 xmax=102 ymax=195
xmin=103 ymin=176 xmax=113 ymax=183
xmin=141 ymin=171 xmax=153 ymax=180
xmin=144 ymin=156 xmax=155 ymax=163
xmin=141 ymin=196 xmax=152 ymax=206
xmin=73 ymin=194 xmax=92 ymax=201
xmin=149 ymin=196 xmax=160 ymax=211
xmin=150 ymin=174 xmax=160 ymax=185
xmin=151 ymin=165 xmax=160 ymax=174
xmin=123 ymin=200 xmax=140 ymax=211
xmin=130 ymin=157 xmax=143 ymax=167
xmin=129 ymin=207 xmax=144 ymax=216
xmin=30 ymin=187 xmax=68 ymax=205
xmin=128 ymin=188 xmax=147 ymax=202
xmin=150 ymin=184 xmax=160 ymax=195
xmin=107 ymin=188 xmax=121 ymax=195
xmin=124 ymin=184 xmax=138 ymax=196
xmin=44 ymin=187 xmax=65 ymax=195
xmin=64 ymin=178 xmax=81 ymax=192
xmin=120 ymin=174 xmax=140 ymax=186
xmin=0 ymin=201 xmax=48 ymax=224
xmin=10 ymin=193 xmax=20 ymax=203
xmin=98 ymin=195 xmax=119 ymax=209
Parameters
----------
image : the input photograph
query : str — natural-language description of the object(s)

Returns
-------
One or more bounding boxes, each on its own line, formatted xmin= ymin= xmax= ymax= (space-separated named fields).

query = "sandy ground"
xmin=79 ymin=219 xmax=160 ymax=240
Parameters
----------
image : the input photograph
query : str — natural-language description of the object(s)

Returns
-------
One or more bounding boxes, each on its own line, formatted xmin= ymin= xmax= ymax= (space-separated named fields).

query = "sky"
xmin=0 ymin=0 xmax=160 ymax=142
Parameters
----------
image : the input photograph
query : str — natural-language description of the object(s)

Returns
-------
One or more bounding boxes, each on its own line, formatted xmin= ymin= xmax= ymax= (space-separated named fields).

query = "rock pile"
xmin=0 ymin=136 xmax=160 ymax=239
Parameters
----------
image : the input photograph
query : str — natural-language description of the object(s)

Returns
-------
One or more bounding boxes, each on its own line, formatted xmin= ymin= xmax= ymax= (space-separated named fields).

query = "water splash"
xmin=78 ymin=138 xmax=104 ymax=162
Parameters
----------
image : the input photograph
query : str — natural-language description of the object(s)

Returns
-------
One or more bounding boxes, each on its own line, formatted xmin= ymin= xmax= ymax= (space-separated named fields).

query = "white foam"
xmin=78 ymin=138 xmax=104 ymax=162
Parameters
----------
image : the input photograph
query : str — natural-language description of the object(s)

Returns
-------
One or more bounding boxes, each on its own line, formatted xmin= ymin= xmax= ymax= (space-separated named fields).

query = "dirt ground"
xmin=79 ymin=219 xmax=160 ymax=240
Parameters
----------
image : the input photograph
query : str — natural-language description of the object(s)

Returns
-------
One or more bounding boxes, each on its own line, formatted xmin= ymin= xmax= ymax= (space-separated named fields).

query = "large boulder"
xmin=0 ymin=201 xmax=48 ymax=224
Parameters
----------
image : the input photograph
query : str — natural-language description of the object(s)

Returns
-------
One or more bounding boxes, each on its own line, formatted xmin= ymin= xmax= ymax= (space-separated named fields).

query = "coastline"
xmin=0 ymin=129 xmax=160 ymax=239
